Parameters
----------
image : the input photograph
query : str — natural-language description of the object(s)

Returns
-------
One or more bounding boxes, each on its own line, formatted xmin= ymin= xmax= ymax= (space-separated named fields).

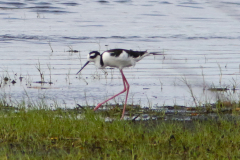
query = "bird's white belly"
xmin=106 ymin=57 xmax=133 ymax=68
xmin=102 ymin=53 xmax=135 ymax=69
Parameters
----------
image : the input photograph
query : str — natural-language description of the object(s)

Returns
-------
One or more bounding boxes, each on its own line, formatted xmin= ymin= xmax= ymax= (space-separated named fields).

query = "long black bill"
xmin=76 ymin=61 xmax=90 ymax=75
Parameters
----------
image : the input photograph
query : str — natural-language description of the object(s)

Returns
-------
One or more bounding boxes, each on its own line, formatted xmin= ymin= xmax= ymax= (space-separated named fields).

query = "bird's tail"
xmin=149 ymin=51 xmax=165 ymax=55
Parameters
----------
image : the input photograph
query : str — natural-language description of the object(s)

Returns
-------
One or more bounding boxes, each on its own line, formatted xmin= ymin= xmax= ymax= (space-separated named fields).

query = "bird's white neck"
xmin=91 ymin=55 xmax=104 ymax=69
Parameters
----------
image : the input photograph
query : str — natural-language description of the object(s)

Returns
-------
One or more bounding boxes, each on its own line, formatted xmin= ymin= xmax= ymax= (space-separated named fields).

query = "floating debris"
xmin=4 ymin=77 xmax=9 ymax=82
xmin=34 ymin=81 xmax=50 ymax=84
xmin=66 ymin=49 xmax=79 ymax=53
xmin=11 ymin=80 xmax=16 ymax=84
xmin=19 ymin=77 xmax=24 ymax=82
xmin=208 ymin=87 xmax=228 ymax=91
xmin=27 ymin=86 xmax=59 ymax=89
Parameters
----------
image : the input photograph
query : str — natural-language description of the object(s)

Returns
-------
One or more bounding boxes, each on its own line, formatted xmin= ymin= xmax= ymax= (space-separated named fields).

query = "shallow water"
xmin=1 ymin=0 xmax=240 ymax=108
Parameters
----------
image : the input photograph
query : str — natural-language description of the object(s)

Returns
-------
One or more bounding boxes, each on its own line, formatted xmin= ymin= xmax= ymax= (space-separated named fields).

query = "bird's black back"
xmin=106 ymin=49 xmax=147 ymax=58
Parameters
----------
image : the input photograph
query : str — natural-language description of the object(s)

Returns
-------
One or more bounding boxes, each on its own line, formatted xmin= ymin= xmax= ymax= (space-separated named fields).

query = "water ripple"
xmin=1 ymin=34 xmax=239 ymax=43
xmin=60 ymin=2 xmax=80 ymax=6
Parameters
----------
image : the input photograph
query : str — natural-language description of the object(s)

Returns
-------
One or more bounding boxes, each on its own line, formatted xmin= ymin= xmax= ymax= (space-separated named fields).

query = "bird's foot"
xmin=94 ymin=103 xmax=102 ymax=111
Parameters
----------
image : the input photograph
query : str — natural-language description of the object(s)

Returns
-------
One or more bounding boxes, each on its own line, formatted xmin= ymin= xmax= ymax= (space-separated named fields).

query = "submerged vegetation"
xmin=1 ymin=99 xmax=240 ymax=159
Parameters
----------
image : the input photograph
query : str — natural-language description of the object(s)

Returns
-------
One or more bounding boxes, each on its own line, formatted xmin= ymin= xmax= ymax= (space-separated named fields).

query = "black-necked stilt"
xmin=77 ymin=49 xmax=158 ymax=119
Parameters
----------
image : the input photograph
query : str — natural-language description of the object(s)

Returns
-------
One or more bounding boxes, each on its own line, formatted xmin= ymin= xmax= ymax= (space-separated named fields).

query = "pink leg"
xmin=120 ymin=70 xmax=130 ymax=119
xmin=94 ymin=70 xmax=130 ymax=119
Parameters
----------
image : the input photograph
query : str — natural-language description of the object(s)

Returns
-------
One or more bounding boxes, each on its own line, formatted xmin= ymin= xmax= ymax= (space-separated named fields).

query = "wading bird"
xmin=77 ymin=49 xmax=159 ymax=119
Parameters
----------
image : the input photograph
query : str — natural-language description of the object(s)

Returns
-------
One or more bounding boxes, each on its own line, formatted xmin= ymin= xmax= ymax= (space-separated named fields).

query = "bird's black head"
xmin=89 ymin=51 xmax=100 ymax=59
xmin=76 ymin=51 xmax=101 ymax=75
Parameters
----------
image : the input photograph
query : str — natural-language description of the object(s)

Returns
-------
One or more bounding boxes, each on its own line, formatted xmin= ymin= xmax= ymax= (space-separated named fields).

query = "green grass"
xmin=1 ymin=101 xmax=240 ymax=159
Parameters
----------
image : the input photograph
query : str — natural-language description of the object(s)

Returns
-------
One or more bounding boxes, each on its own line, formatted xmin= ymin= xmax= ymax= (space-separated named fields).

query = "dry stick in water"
xmin=35 ymin=60 xmax=44 ymax=82
xmin=181 ymin=77 xmax=198 ymax=107
xmin=230 ymin=77 xmax=239 ymax=92
xmin=47 ymin=63 xmax=52 ymax=84
xmin=84 ymin=90 xmax=89 ymax=106
xmin=159 ymin=79 xmax=163 ymax=91
xmin=217 ymin=63 xmax=222 ymax=86
xmin=200 ymin=66 xmax=206 ymax=91
xmin=49 ymin=41 xmax=53 ymax=52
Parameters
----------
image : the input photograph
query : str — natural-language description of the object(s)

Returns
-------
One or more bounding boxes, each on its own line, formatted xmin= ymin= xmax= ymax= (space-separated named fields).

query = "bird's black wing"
xmin=125 ymin=50 xmax=147 ymax=58
xmin=106 ymin=49 xmax=147 ymax=58
xmin=106 ymin=49 xmax=125 ymax=57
